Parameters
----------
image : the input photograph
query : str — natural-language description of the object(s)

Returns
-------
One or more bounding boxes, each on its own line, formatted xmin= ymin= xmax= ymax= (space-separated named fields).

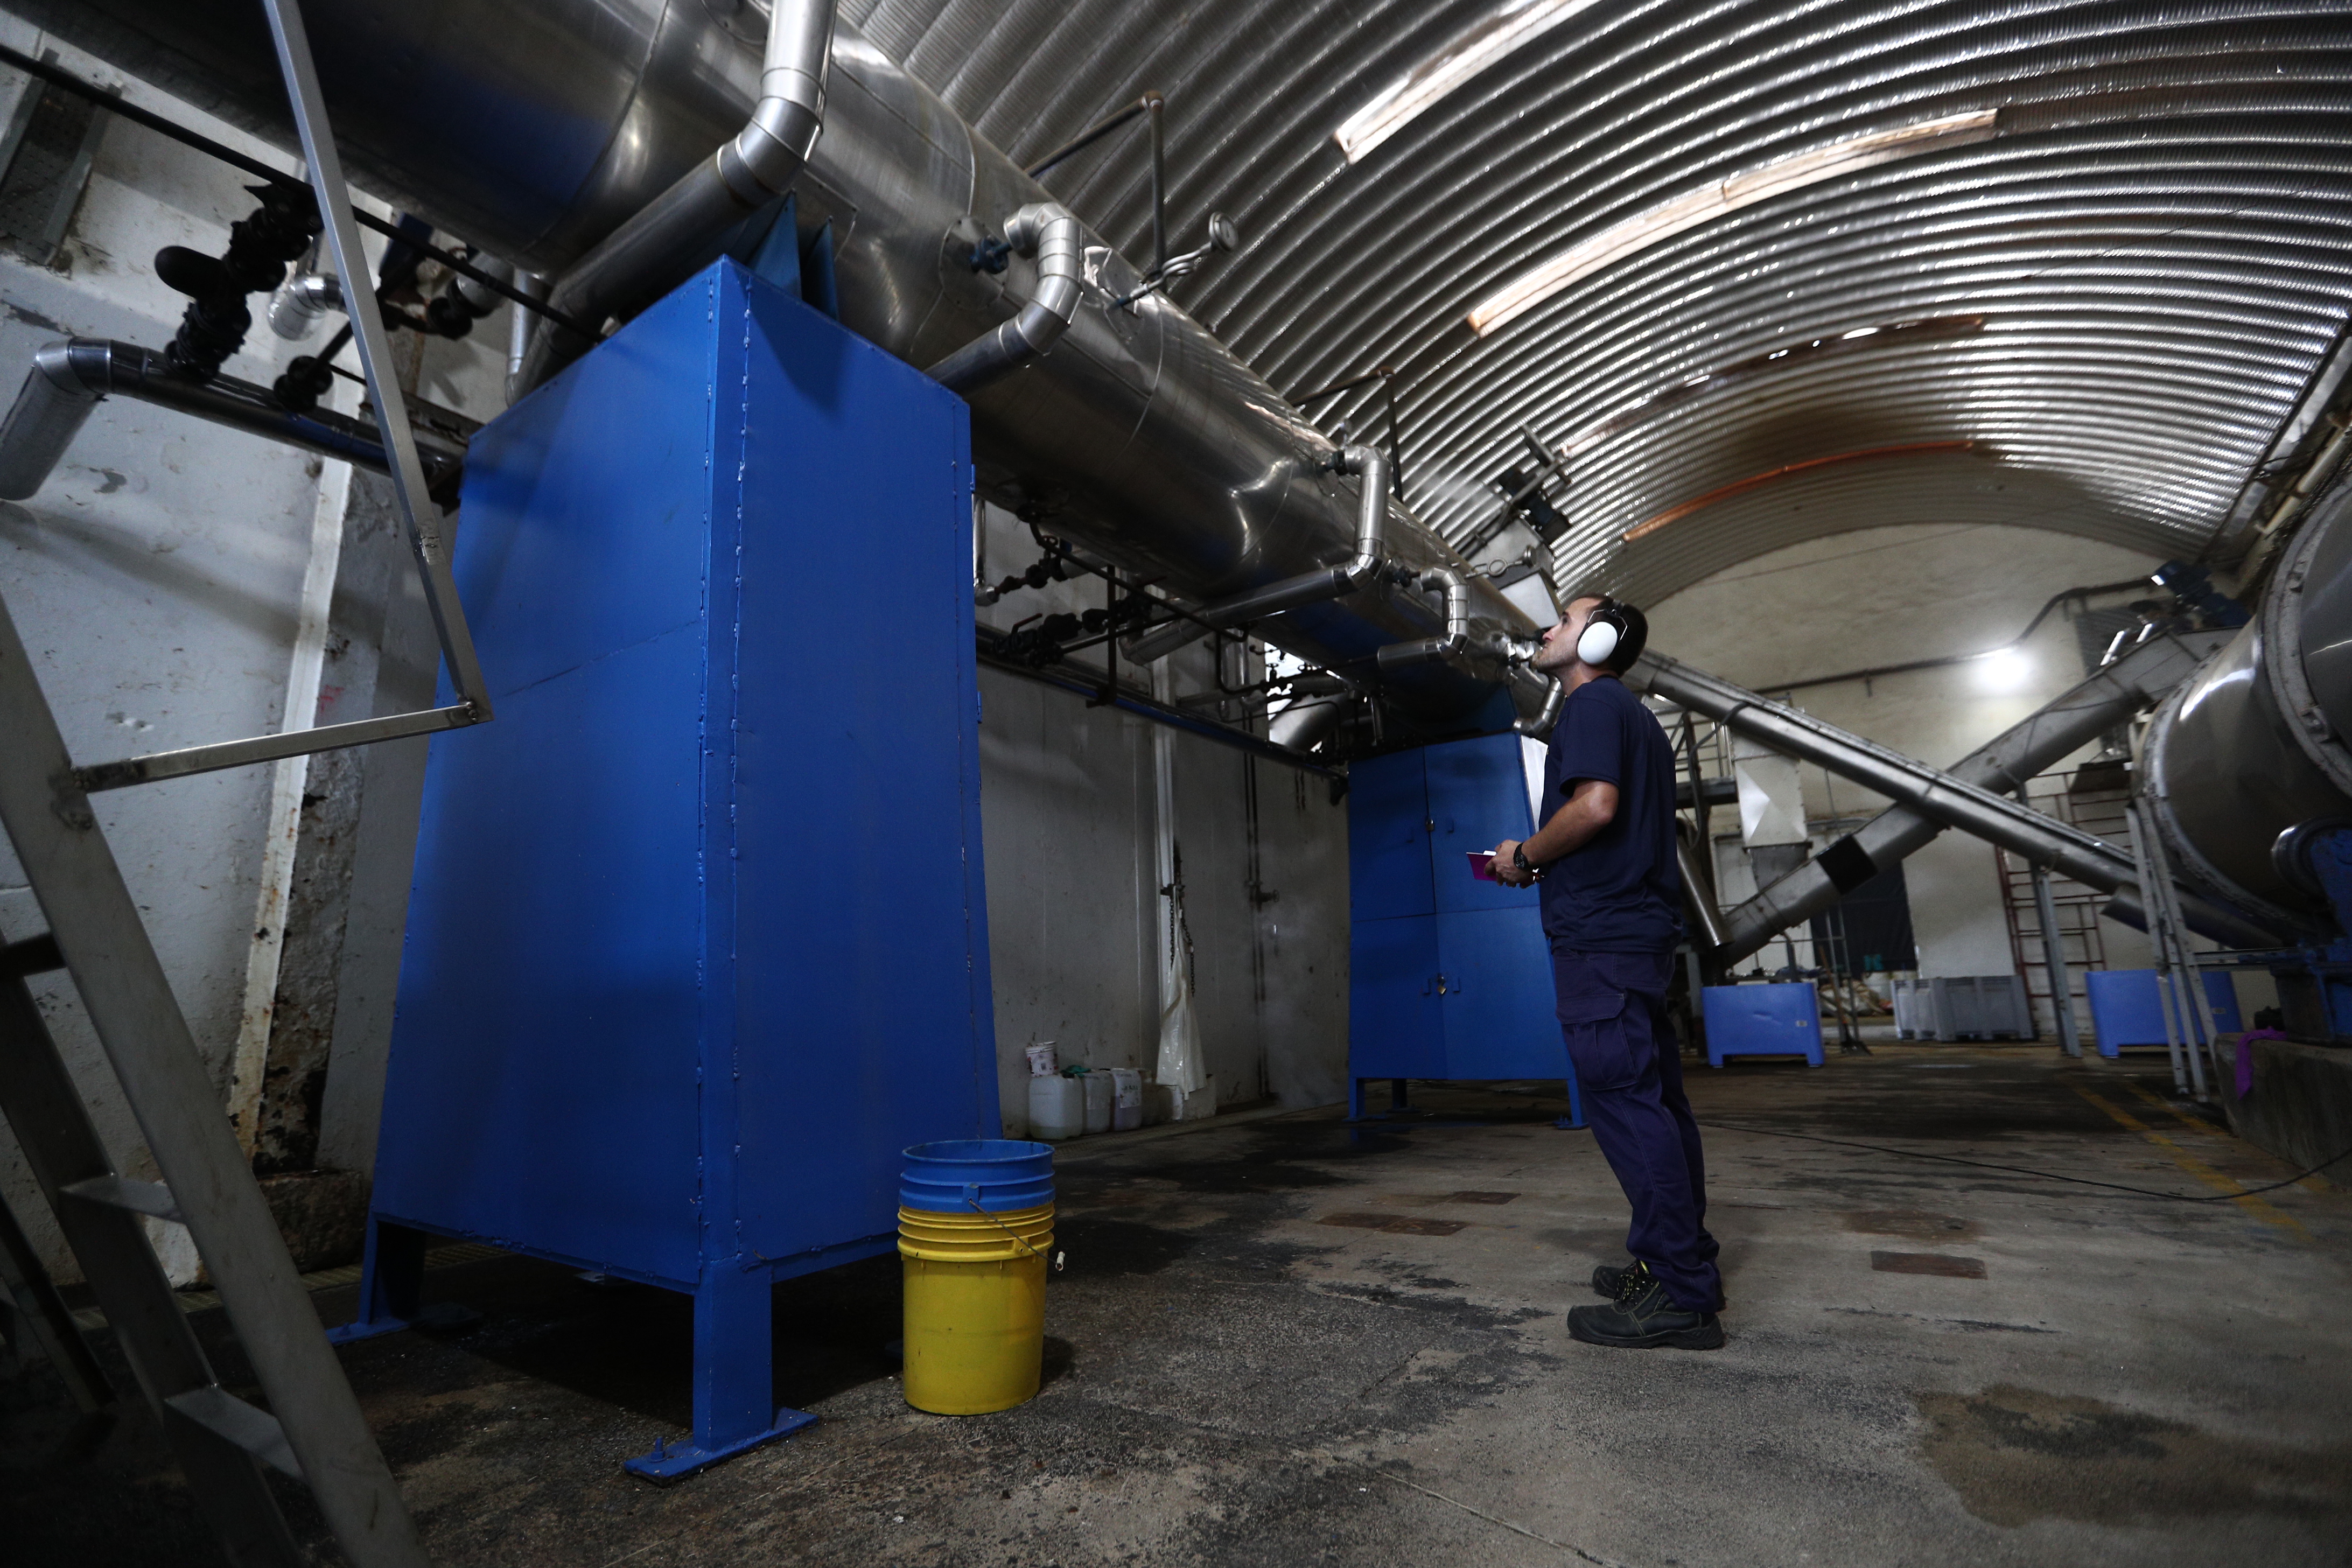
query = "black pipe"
xmin=977 ymin=628 xmax=1339 ymax=778
xmin=0 ymin=41 xmax=596 ymax=339
xmin=0 ymin=339 xmax=464 ymax=503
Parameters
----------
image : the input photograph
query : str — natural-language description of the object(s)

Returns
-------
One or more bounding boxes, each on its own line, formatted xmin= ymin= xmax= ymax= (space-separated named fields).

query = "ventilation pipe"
xmin=927 ymin=203 xmax=1084 ymax=393
xmin=515 ymin=0 xmax=835 ymax=388
xmin=0 ymin=338 xmax=464 ymax=502
xmin=1700 ymin=630 xmax=2233 ymax=961
xmin=1126 ymin=444 xmax=1392 ymax=664
xmin=1632 ymin=648 xmax=2286 ymax=953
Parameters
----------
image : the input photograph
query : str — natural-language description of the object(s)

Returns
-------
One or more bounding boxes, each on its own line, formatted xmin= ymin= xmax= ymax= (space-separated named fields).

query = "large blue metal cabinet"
xmin=1347 ymin=732 xmax=1583 ymax=1124
xmin=337 ymin=261 xmax=998 ymax=1478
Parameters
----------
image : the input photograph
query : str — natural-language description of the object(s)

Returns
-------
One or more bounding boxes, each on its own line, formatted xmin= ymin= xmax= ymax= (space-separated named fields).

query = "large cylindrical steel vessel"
xmin=20 ymin=0 xmax=1546 ymax=730
xmin=2141 ymin=490 xmax=2352 ymax=927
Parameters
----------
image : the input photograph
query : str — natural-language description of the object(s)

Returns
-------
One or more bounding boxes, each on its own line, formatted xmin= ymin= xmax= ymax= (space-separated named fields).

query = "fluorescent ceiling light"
xmin=1333 ymin=0 xmax=1606 ymax=164
xmin=1466 ymin=110 xmax=1998 ymax=338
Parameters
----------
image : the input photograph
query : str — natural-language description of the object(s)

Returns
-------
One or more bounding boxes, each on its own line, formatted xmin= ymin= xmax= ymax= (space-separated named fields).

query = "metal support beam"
xmin=2030 ymin=864 xmax=2082 ymax=1058
xmin=1633 ymin=635 xmax=2280 ymax=959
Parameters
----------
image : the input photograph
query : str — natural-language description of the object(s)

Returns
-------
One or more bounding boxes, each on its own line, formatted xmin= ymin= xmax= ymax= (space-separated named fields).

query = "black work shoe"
xmin=1568 ymin=1262 xmax=1725 ymax=1350
xmin=1591 ymin=1259 xmax=1725 ymax=1310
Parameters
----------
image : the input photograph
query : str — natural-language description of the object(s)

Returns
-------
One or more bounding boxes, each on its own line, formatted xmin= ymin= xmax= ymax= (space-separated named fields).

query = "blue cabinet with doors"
xmin=1347 ymin=731 xmax=1584 ymax=1124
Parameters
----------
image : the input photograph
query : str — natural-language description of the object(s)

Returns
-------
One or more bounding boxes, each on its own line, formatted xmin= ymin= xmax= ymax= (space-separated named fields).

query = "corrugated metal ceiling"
xmin=844 ymin=0 xmax=2352 ymax=605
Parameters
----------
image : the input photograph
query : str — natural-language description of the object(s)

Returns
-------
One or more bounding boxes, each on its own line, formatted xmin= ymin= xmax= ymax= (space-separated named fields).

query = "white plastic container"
xmin=1027 ymin=1074 xmax=1084 ymax=1140
xmin=1081 ymin=1071 xmax=1112 ymax=1135
xmin=1109 ymin=1068 xmax=1143 ymax=1132
xmin=1024 ymin=1042 xmax=1059 ymax=1076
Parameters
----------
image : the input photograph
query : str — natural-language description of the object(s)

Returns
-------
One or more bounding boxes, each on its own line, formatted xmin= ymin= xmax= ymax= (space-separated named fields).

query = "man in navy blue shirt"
xmin=1493 ymin=594 xmax=1724 ymax=1350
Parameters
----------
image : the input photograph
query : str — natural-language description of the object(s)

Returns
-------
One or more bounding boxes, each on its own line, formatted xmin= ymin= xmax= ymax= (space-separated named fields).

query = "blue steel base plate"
xmin=324 ymin=1301 xmax=481 ymax=1345
xmin=625 ymin=1406 xmax=820 ymax=1482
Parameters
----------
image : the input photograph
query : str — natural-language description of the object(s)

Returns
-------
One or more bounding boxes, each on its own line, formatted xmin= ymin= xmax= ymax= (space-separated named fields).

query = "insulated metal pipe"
xmin=926 ymin=202 xmax=1083 ymax=394
xmin=23 ymin=0 xmax=1538 ymax=728
xmin=517 ymin=0 xmax=837 ymax=383
xmin=1700 ymin=629 xmax=2232 ymax=961
xmin=0 ymin=339 xmax=464 ymax=502
xmin=1126 ymin=444 xmax=1394 ymax=662
xmin=1375 ymin=565 xmax=1473 ymax=671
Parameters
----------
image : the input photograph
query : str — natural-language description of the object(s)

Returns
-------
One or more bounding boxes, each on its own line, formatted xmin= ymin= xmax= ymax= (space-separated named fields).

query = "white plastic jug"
xmin=1027 ymin=1074 xmax=1084 ymax=1141
xmin=1109 ymin=1068 xmax=1143 ymax=1131
xmin=1081 ymin=1070 xmax=1112 ymax=1135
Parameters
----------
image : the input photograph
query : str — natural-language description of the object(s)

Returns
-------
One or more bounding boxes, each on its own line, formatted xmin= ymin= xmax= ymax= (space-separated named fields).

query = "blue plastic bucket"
xmin=902 ymin=1139 xmax=1055 ymax=1214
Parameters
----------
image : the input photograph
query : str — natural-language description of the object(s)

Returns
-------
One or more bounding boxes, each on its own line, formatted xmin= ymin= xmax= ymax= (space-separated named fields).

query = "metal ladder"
xmin=0 ymin=3 xmax=497 ymax=1560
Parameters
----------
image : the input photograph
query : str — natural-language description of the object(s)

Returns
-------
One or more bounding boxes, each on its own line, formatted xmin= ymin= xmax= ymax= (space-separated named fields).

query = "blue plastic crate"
xmin=2085 ymin=969 xmax=2241 ymax=1057
xmin=1702 ymin=982 xmax=1825 ymax=1067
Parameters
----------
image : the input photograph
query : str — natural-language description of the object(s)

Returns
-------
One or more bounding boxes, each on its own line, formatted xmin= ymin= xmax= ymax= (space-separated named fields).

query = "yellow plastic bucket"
xmin=898 ymin=1202 xmax=1052 ymax=1415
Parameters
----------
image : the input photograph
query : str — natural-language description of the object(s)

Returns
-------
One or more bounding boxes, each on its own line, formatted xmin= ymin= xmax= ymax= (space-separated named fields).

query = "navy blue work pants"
xmin=1552 ymin=948 xmax=1721 ymax=1312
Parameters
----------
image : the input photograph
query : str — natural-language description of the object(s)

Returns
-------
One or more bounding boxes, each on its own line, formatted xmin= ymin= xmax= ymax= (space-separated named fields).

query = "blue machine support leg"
xmin=325 ymin=1217 xmax=427 ymax=1345
xmin=1556 ymin=1069 xmax=1587 ymax=1131
xmin=625 ymin=1261 xmax=815 ymax=1482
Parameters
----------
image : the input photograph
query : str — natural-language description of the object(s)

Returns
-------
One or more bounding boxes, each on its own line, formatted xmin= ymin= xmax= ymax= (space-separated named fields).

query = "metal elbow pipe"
xmin=1374 ymin=566 xmax=1471 ymax=672
xmin=522 ymin=0 xmax=835 ymax=382
xmin=1513 ymin=668 xmax=1565 ymax=736
xmin=0 ymin=341 xmax=104 ymax=500
xmin=1123 ymin=444 xmax=1391 ymax=663
xmin=267 ymin=270 xmax=344 ymax=341
xmin=927 ymin=202 xmax=1084 ymax=394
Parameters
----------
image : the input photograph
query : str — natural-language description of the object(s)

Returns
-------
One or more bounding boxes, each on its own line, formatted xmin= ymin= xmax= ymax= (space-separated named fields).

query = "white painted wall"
xmin=972 ymin=501 xmax=1350 ymax=1135
xmin=1647 ymin=521 xmax=2164 ymax=982
xmin=0 ymin=29 xmax=515 ymax=1282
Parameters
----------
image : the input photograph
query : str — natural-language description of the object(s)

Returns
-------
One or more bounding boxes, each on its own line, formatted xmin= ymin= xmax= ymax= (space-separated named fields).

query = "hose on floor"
xmin=1693 ymin=1119 xmax=2352 ymax=1203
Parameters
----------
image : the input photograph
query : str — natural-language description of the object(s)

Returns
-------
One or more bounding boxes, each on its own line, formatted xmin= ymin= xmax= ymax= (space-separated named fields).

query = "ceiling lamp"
xmin=1466 ymin=109 xmax=1998 ymax=338
xmin=1333 ymin=0 xmax=1607 ymax=164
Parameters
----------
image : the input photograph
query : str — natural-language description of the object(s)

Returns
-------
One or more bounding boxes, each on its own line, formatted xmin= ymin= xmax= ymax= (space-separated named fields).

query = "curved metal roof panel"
xmin=846 ymin=0 xmax=2352 ymax=603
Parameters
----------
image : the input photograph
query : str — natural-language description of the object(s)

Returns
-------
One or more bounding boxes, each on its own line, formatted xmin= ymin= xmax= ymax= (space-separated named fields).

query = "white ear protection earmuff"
xmin=1576 ymin=599 xmax=1625 ymax=667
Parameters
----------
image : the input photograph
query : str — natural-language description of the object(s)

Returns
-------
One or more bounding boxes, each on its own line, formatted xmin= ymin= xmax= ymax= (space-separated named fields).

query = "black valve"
xmin=156 ymin=184 xmax=320 ymax=383
xmin=969 ymin=234 xmax=1013 ymax=275
xmin=271 ymin=354 xmax=336 ymax=414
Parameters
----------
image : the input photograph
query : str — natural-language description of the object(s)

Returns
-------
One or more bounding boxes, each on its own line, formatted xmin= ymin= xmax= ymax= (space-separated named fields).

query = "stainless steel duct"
xmin=1706 ymin=629 xmax=2232 ymax=963
xmin=23 ymin=0 xmax=1538 ymax=731
xmin=1629 ymin=648 xmax=2286 ymax=952
xmin=517 ymin=0 xmax=838 ymax=385
xmin=0 ymin=339 xmax=463 ymax=502
xmin=2143 ymin=487 xmax=2352 ymax=926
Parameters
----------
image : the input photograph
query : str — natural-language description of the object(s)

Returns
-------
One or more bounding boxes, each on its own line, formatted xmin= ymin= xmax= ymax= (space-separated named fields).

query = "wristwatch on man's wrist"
xmin=1513 ymin=844 xmax=1533 ymax=874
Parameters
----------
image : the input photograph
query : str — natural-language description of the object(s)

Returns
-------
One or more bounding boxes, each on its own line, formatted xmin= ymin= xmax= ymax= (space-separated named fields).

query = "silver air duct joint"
xmin=927 ymin=203 xmax=1084 ymax=394
xmin=520 ymin=0 xmax=836 ymax=388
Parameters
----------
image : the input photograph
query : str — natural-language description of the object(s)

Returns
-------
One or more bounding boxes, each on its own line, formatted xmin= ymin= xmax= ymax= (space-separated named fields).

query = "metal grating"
xmin=845 ymin=0 xmax=2352 ymax=605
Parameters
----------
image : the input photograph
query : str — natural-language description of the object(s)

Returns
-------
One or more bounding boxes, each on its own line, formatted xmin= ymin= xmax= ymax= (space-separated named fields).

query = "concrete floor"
xmin=6 ymin=1044 xmax=2350 ymax=1566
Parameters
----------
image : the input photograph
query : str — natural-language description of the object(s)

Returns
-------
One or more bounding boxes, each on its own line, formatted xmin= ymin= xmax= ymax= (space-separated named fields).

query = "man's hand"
xmin=1492 ymin=839 xmax=1535 ymax=887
